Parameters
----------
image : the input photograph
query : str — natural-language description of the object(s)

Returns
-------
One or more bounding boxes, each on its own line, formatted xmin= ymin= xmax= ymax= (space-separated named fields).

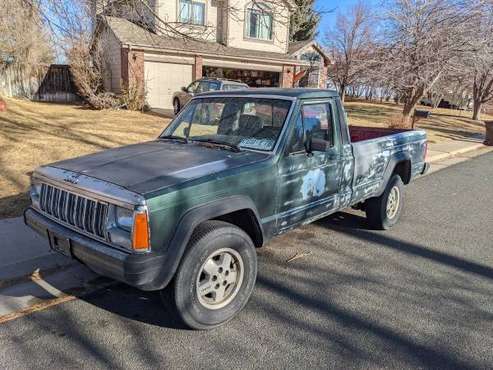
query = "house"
xmin=93 ymin=0 xmax=330 ymax=110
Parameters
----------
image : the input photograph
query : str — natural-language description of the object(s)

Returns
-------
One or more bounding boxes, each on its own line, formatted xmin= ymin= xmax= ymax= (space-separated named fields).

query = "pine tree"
xmin=289 ymin=0 xmax=321 ymax=42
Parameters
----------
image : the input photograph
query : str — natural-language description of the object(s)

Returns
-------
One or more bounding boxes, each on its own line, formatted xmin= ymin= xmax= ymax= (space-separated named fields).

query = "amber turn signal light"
xmin=132 ymin=211 xmax=150 ymax=251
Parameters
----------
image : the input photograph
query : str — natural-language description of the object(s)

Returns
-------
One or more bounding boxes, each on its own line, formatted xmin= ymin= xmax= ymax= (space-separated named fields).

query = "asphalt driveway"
xmin=1 ymin=152 xmax=492 ymax=369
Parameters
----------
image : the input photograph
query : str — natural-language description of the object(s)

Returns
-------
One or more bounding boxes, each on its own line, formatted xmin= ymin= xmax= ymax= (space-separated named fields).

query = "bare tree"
xmin=325 ymin=1 xmax=375 ymax=102
xmin=0 ymin=0 xmax=53 ymax=97
xmin=376 ymin=0 xmax=482 ymax=125
xmin=466 ymin=3 xmax=493 ymax=120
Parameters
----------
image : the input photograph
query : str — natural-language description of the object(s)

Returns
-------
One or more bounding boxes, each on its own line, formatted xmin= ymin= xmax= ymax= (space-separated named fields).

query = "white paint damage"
xmin=300 ymin=169 xmax=326 ymax=200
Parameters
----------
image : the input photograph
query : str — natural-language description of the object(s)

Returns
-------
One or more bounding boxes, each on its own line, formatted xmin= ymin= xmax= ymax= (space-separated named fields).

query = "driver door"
xmin=276 ymin=100 xmax=343 ymax=231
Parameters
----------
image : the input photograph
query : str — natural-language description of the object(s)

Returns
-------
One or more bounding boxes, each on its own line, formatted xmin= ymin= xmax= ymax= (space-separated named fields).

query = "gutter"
xmin=122 ymin=43 xmax=311 ymax=67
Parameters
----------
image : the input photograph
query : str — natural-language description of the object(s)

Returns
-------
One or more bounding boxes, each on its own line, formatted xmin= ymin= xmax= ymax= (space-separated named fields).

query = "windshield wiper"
xmin=159 ymin=135 xmax=189 ymax=144
xmin=192 ymin=138 xmax=241 ymax=152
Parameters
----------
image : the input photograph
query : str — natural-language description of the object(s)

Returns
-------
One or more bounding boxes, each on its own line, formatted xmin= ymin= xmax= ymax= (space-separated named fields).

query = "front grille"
xmin=39 ymin=183 xmax=109 ymax=240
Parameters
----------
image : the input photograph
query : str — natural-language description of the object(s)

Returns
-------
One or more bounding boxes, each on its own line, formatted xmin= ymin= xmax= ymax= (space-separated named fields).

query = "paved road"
xmin=1 ymin=152 xmax=492 ymax=369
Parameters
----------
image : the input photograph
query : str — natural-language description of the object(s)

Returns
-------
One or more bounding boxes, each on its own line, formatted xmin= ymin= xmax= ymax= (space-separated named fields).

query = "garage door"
xmin=144 ymin=61 xmax=193 ymax=110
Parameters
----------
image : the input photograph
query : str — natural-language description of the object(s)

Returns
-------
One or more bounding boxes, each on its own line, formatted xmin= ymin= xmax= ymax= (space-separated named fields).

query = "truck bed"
xmin=349 ymin=126 xmax=410 ymax=143
xmin=349 ymin=126 xmax=427 ymax=205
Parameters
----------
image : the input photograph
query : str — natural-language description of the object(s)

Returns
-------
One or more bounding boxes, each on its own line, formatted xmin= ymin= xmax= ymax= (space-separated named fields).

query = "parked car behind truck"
xmin=172 ymin=78 xmax=248 ymax=114
xmin=25 ymin=89 xmax=429 ymax=329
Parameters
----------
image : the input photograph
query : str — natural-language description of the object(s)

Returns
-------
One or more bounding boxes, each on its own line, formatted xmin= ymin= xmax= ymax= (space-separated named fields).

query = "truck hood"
xmin=49 ymin=141 xmax=271 ymax=195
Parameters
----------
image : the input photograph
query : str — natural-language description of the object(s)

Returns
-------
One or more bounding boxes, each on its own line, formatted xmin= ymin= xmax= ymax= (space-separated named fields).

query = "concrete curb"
xmin=427 ymin=143 xmax=486 ymax=163
xmin=0 ymin=253 xmax=75 ymax=287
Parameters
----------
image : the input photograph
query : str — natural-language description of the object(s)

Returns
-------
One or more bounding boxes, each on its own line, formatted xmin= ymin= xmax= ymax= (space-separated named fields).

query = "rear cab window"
xmin=223 ymin=84 xmax=248 ymax=91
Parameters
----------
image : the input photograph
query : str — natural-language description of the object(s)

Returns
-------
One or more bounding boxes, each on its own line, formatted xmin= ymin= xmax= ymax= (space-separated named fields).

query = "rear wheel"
xmin=366 ymin=175 xmax=404 ymax=230
xmin=173 ymin=98 xmax=181 ymax=115
xmin=163 ymin=221 xmax=257 ymax=330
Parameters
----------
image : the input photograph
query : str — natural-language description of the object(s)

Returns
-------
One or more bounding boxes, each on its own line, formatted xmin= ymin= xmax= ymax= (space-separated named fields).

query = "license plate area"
xmin=48 ymin=231 xmax=72 ymax=258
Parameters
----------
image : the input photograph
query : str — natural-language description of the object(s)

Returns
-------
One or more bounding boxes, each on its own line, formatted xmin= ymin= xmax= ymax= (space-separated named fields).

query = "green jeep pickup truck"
xmin=25 ymin=89 xmax=429 ymax=329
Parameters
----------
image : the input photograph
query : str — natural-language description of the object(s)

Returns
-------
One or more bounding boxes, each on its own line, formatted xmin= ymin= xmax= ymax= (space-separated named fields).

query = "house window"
xmin=179 ymin=0 xmax=205 ymax=25
xmin=246 ymin=3 xmax=273 ymax=41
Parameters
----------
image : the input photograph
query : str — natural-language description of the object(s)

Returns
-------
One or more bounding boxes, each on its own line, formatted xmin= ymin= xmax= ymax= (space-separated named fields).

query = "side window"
xmin=209 ymin=81 xmax=221 ymax=91
xmin=223 ymin=84 xmax=245 ymax=91
xmin=302 ymin=103 xmax=334 ymax=146
xmin=187 ymin=81 xmax=199 ymax=93
xmin=196 ymin=81 xmax=210 ymax=93
xmin=287 ymin=103 xmax=335 ymax=154
xmin=288 ymin=113 xmax=305 ymax=153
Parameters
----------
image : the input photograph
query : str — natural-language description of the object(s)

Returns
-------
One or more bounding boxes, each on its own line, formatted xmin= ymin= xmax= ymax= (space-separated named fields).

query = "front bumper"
xmin=24 ymin=208 xmax=167 ymax=290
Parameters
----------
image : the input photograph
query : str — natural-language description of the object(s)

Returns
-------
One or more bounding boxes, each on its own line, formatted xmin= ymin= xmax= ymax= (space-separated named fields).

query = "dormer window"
xmin=245 ymin=3 xmax=273 ymax=41
xmin=179 ymin=0 xmax=205 ymax=26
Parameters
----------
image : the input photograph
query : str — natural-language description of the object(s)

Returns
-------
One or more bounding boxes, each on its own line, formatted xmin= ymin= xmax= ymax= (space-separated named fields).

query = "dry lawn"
xmin=345 ymin=100 xmax=491 ymax=144
xmin=0 ymin=98 xmax=169 ymax=219
xmin=0 ymin=97 xmax=489 ymax=219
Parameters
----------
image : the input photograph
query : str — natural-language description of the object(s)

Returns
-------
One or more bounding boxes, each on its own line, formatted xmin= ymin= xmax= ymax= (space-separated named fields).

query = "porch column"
xmin=281 ymin=65 xmax=294 ymax=88
xmin=193 ymin=55 xmax=203 ymax=80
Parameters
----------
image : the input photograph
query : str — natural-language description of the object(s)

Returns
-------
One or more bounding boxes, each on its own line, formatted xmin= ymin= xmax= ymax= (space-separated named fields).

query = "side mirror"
xmin=181 ymin=86 xmax=188 ymax=92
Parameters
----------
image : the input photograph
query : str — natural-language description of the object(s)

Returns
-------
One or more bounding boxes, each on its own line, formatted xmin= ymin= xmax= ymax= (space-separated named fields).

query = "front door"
xmin=277 ymin=100 xmax=343 ymax=231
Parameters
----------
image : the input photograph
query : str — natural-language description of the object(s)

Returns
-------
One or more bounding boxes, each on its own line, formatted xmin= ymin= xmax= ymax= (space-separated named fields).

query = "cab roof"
xmin=197 ymin=88 xmax=340 ymax=100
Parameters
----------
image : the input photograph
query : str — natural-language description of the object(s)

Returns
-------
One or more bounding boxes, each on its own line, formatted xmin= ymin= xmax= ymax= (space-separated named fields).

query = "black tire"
xmin=163 ymin=220 xmax=257 ymax=330
xmin=173 ymin=98 xmax=181 ymax=115
xmin=366 ymin=175 xmax=404 ymax=230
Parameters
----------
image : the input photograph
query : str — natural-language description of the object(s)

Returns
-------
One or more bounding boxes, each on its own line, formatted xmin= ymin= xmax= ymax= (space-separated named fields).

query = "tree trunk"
xmin=472 ymin=100 xmax=482 ymax=121
xmin=340 ymin=85 xmax=346 ymax=103
xmin=402 ymin=100 xmax=418 ymax=127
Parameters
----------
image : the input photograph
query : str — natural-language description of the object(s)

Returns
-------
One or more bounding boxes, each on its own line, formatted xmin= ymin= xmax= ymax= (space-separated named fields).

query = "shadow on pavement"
xmin=3 ymin=210 xmax=492 ymax=368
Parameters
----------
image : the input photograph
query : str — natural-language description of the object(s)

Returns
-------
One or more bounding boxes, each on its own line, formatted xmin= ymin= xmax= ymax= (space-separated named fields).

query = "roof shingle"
xmin=102 ymin=16 xmax=308 ymax=64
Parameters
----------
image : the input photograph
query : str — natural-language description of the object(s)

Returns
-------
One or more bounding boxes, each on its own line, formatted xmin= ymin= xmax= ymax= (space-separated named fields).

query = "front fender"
xmin=144 ymin=195 xmax=263 ymax=290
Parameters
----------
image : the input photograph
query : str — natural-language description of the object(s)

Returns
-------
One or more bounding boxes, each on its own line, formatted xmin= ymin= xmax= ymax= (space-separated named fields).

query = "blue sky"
xmin=315 ymin=0 xmax=377 ymax=41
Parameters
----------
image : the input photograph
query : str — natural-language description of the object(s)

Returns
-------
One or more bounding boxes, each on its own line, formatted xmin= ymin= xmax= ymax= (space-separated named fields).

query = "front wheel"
xmin=163 ymin=221 xmax=257 ymax=330
xmin=366 ymin=175 xmax=404 ymax=230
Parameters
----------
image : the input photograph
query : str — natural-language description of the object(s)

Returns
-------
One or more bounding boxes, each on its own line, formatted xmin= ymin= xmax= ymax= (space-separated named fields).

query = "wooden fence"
xmin=33 ymin=64 xmax=80 ymax=103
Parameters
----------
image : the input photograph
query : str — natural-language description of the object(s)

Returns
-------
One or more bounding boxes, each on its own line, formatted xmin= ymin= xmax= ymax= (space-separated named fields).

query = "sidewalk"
xmin=0 ymin=217 xmax=74 ymax=284
xmin=427 ymin=139 xmax=488 ymax=162
xmin=0 ymin=138 xmax=491 ymax=286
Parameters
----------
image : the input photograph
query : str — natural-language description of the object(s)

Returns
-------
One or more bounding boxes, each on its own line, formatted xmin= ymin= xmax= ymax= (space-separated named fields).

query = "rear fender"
xmin=376 ymin=152 xmax=411 ymax=197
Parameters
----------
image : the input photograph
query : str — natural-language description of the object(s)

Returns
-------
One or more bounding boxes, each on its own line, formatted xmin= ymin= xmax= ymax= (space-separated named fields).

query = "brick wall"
xmin=319 ymin=65 xmax=329 ymax=89
xmin=281 ymin=65 xmax=294 ymax=88
xmin=121 ymin=48 xmax=144 ymax=96
xmin=193 ymin=56 xmax=203 ymax=80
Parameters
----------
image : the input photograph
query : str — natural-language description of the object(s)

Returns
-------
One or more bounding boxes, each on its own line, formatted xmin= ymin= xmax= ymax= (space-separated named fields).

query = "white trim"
xmin=202 ymin=58 xmax=283 ymax=72
xmin=126 ymin=44 xmax=312 ymax=66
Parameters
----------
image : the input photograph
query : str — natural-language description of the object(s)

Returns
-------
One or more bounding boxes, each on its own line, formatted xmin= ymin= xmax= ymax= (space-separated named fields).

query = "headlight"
xmin=30 ymin=182 xmax=42 ymax=209
xmin=115 ymin=207 xmax=134 ymax=232
xmin=110 ymin=206 xmax=150 ymax=252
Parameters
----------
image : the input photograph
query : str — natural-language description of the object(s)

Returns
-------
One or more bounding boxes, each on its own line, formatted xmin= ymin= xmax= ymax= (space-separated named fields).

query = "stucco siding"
xmin=155 ymin=0 xmax=218 ymax=42
xmin=225 ymin=0 xmax=290 ymax=54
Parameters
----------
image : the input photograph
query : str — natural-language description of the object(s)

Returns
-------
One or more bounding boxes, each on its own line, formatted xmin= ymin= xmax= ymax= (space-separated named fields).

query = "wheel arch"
xmin=376 ymin=153 xmax=412 ymax=196
xmin=148 ymin=196 xmax=264 ymax=290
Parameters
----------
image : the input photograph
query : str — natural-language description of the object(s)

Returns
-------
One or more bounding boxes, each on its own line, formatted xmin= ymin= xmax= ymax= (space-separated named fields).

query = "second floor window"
xmin=246 ymin=3 xmax=273 ymax=41
xmin=179 ymin=0 xmax=205 ymax=26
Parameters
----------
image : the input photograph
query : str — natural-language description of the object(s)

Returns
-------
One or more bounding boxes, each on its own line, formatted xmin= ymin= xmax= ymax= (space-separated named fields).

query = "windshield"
xmin=163 ymin=97 xmax=293 ymax=151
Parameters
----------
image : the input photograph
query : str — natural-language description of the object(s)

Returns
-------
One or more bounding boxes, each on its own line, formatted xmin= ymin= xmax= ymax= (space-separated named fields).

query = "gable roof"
xmin=288 ymin=39 xmax=331 ymax=64
xmin=101 ymin=16 xmax=310 ymax=66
